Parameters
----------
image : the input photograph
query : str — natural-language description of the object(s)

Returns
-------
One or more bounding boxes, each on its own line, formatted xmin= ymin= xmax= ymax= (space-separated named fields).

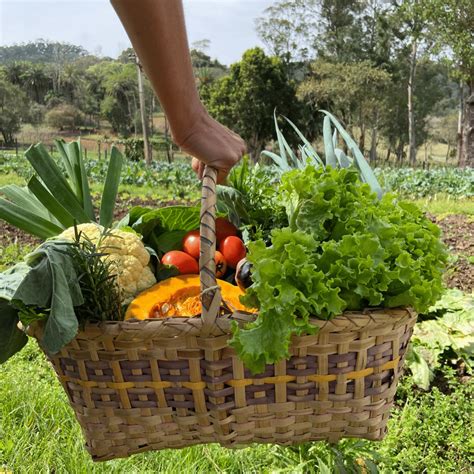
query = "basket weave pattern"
xmin=42 ymin=308 xmax=416 ymax=461
xmin=33 ymin=166 xmax=417 ymax=461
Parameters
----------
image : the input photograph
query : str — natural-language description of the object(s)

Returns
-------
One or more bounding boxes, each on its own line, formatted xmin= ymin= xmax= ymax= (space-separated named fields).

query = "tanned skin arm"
xmin=111 ymin=0 xmax=246 ymax=181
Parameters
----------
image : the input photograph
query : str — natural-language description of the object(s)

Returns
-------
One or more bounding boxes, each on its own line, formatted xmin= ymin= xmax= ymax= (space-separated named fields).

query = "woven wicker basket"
xmin=32 ymin=166 xmax=417 ymax=461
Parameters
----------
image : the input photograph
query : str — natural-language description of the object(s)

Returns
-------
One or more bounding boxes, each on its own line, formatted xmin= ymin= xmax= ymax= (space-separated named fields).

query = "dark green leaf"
xmin=24 ymin=143 xmax=91 ymax=223
xmin=99 ymin=146 xmax=123 ymax=228
xmin=0 ymin=299 xmax=27 ymax=363
xmin=27 ymin=176 xmax=75 ymax=228
xmin=0 ymin=197 xmax=63 ymax=239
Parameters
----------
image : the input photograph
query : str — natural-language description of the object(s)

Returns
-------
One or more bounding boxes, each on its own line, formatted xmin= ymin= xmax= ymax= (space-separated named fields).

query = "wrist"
xmin=171 ymin=101 xmax=208 ymax=147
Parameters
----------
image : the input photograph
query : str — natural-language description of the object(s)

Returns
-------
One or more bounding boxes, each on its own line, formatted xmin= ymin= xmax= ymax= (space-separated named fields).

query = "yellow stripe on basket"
xmin=262 ymin=375 xmax=295 ymax=384
xmin=227 ymin=379 xmax=253 ymax=388
xmin=107 ymin=382 xmax=135 ymax=389
xmin=143 ymin=381 xmax=172 ymax=389
xmin=381 ymin=356 xmax=400 ymax=370
xmin=345 ymin=368 xmax=373 ymax=380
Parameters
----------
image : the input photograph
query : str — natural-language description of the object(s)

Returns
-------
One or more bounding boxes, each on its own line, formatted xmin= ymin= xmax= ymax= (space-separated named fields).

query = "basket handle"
xmin=199 ymin=165 xmax=221 ymax=330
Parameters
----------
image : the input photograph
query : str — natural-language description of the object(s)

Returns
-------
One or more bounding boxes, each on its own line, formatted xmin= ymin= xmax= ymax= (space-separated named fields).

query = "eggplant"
xmin=235 ymin=258 xmax=253 ymax=291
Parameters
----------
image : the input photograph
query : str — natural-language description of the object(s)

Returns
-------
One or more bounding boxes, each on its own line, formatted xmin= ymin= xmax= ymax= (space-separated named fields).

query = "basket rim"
xmin=29 ymin=306 xmax=416 ymax=342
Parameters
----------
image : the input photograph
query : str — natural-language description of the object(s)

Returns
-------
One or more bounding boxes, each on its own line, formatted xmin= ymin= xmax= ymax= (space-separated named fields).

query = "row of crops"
xmin=375 ymin=167 xmax=474 ymax=198
xmin=1 ymin=151 xmax=473 ymax=198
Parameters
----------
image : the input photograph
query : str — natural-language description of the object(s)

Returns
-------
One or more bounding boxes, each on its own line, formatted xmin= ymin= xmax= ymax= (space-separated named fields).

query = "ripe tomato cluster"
xmin=161 ymin=218 xmax=246 ymax=278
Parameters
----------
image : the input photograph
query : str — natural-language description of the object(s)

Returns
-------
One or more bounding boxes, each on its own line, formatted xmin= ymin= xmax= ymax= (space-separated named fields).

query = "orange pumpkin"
xmin=125 ymin=275 xmax=253 ymax=320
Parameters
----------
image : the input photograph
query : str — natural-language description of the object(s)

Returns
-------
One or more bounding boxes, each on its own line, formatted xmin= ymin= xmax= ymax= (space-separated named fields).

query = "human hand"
xmin=175 ymin=109 xmax=247 ymax=183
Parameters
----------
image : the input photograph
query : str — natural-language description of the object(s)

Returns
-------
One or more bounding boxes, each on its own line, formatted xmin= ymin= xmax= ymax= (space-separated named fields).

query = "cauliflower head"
xmin=58 ymin=223 xmax=156 ymax=304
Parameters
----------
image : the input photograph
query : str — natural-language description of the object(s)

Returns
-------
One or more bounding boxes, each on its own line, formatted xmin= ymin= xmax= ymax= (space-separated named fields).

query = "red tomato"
xmin=219 ymin=236 xmax=246 ymax=269
xmin=214 ymin=251 xmax=227 ymax=278
xmin=182 ymin=230 xmax=200 ymax=259
xmin=161 ymin=251 xmax=199 ymax=275
xmin=216 ymin=217 xmax=238 ymax=243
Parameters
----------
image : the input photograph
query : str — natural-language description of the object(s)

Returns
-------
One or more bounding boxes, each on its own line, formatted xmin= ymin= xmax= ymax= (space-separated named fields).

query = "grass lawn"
xmin=411 ymin=196 xmax=474 ymax=216
xmin=0 ymin=343 xmax=472 ymax=473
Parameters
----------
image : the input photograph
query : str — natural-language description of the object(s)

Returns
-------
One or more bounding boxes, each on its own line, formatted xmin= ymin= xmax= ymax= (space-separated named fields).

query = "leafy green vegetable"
xmin=12 ymin=242 xmax=83 ymax=354
xmin=0 ymin=300 xmax=28 ymax=363
xmin=0 ymin=263 xmax=31 ymax=362
xmin=233 ymin=167 xmax=448 ymax=373
xmin=406 ymin=289 xmax=474 ymax=388
xmin=128 ymin=206 xmax=202 ymax=256
xmin=217 ymin=159 xmax=287 ymax=243
xmin=0 ymin=140 xmax=124 ymax=239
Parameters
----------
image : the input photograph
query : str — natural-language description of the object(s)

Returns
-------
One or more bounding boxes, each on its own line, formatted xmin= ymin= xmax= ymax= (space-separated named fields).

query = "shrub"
xmin=45 ymin=104 xmax=84 ymax=130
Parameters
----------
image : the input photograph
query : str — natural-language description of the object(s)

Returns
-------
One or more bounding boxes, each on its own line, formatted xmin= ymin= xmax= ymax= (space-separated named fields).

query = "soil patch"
xmin=432 ymin=214 xmax=474 ymax=292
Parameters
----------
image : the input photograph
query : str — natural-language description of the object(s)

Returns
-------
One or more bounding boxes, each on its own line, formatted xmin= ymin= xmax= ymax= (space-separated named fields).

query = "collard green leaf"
xmin=0 ymin=263 xmax=31 ymax=363
xmin=0 ymin=299 xmax=27 ymax=363
xmin=14 ymin=242 xmax=83 ymax=354
xmin=0 ymin=263 xmax=31 ymax=301
xmin=155 ymin=262 xmax=180 ymax=282
xmin=152 ymin=230 xmax=188 ymax=255
xmin=133 ymin=206 xmax=201 ymax=237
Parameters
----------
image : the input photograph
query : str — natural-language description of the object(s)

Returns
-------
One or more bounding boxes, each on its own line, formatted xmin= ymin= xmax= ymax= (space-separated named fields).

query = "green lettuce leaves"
xmin=232 ymin=166 xmax=448 ymax=373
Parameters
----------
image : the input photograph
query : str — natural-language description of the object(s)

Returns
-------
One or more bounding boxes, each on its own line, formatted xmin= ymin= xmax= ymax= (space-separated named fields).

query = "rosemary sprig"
xmin=65 ymin=226 xmax=123 ymax=323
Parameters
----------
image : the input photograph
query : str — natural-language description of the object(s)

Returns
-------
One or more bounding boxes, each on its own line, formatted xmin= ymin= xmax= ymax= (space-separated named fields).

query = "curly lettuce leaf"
xmin=232 ymin=167 xmax=448 ymax=372
xmin=231 ymin=228 xmax=345 ymax=373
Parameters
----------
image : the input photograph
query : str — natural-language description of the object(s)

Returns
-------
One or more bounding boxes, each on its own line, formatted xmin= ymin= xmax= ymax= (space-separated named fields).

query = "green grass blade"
xmin=321 ymin=110 xmax=383 ymax=198
xmin=99 ymin=146 xmax=123 ymax=228
xmin=66 ymin=140 xmax=95 ymax=221
xmin=323 ymin=116 xmax=337 ymax=167
xmin=0 ymin=197 xmax=63 ymax=239
xmin=25 ymin=144 xmax=91 ymax=223
xmin=27 ymin=176 xmax=75 ymax=228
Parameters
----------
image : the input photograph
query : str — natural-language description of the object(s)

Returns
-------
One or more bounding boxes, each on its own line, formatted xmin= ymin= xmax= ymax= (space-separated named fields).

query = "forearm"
xmin=110 ymin=0 xmax=204 ymax=144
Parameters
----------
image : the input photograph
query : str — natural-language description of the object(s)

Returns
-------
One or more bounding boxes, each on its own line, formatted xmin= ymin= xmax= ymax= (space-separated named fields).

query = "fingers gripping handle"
xmin=199 ymin=166 xmax=221 ymax=330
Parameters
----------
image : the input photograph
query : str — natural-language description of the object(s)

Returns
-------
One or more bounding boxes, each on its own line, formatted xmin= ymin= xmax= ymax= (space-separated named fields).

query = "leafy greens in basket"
xmin=231 ymin=166 xmax=448 ymax=374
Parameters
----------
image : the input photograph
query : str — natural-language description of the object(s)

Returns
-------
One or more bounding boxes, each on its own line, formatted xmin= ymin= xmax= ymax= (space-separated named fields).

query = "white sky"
xmin=0 ymin=0 xmax=273 ymax=65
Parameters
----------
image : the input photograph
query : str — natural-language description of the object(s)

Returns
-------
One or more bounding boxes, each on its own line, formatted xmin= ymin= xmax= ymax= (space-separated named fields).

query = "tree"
xmin=298 ymin=60 xmax=391 ymax=155
xmin=255 ymin=0 xmax=317 ymax=66
xmin=190 ymin=42 xmax=227 ymax=88
xmin=391 ymin=0 xmax=430 ymax=166
xmin=421 ymin=0 xmax=474 ymax=167
xmin=0 ymin=74 xmax=29 ymax=145
xmin=315 ymin=0 xmax=367 ymax=62
xmin=0 ymin=40 xmax=86 ymax=64
xmin=203 ymin=48 xmax=297 ymax=157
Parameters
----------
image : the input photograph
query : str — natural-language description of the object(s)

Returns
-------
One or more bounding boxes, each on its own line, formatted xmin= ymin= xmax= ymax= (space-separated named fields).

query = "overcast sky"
xmin=0 ymin=0 xmax=273 ymax=65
